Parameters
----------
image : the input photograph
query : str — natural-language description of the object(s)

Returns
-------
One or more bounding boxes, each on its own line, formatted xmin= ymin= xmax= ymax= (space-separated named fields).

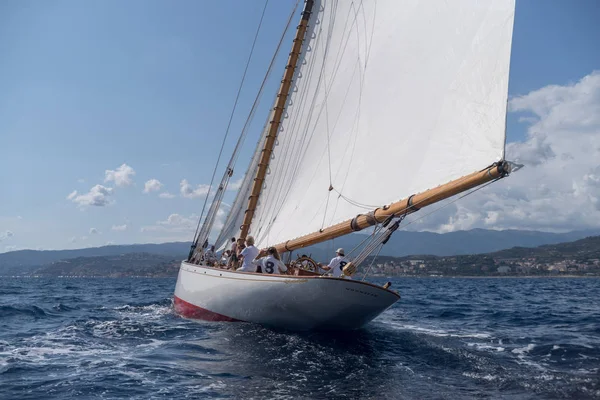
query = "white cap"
xmin=336 ymin=248 xmax=345 ymax=255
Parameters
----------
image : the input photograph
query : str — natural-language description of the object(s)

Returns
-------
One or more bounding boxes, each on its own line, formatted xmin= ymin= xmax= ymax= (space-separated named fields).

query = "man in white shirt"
xmin=319 ymin=248 xmax=348 ymax=278
xmin=237 ymin=236 xmax=259 ymax=273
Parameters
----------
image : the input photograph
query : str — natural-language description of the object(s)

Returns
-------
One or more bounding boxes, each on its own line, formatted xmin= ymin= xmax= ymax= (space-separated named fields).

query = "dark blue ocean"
xmin=1 ymin=277 xmax=599 ymax=399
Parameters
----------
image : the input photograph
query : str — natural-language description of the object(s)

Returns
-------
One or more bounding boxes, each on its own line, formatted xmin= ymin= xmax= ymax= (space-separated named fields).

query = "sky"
xmin=1 ymin=0 xmax=599 ymax=252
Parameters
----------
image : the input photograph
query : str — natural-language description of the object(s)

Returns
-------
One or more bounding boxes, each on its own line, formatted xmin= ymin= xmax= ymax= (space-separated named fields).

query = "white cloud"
xmin=105 ymin=241 xmax=114 ymax=246
xmin=143 ymin=179 xmax=163 ymax=193
xmin=159 ymin=214 xmax=194 ymax=226
xmin=4 ymin=245 xmax=17 ymax=252
xmin=77 ymin=178 xmax=85 ymax=183
xmin=89 ymin=228 xmax=100 ymax=235
xmin=180 ymin=179 xmax=210 ymax=199
xmin=159 ymin=192 xmax=176 ymax=199
xmin=111 ymin=224 xmax=128 ymax=231
xmin=80 ymin=236 xmax=88 ymax=241
xmin=67 ymin=185 xmax=113 ymax=207
xmin=104 ymin=164 xmax=135 ymax=187
xmin=69 ymin=236 xmax=77 ymax=243
xmin=228 ymin=177 xmax=244 ymax=191
xmin=139 ymin=205 xmax=229 ymax=243
xmin=412 ymin=71 xmax=600 ymax=233
xmin=0 ymin=230 xmax=14 ymax=241
xmin=141 ymin=213 xmax=199 ymax=234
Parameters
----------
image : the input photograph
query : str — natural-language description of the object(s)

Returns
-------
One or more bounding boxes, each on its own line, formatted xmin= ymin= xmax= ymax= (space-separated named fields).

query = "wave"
xmin=52 ymin=303 xmax=78 ymax=312
xmin=0 ymin=304 xmax=49 ymax=319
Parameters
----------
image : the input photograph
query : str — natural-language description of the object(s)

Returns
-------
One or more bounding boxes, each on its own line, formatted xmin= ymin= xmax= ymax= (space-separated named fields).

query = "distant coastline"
xmin=1 ymin=233 xmax=599 ymax=279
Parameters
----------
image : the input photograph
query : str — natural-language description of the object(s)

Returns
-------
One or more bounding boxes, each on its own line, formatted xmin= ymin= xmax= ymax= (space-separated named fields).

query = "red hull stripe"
xmin=173 ymin=296 xmax=240 ymax=322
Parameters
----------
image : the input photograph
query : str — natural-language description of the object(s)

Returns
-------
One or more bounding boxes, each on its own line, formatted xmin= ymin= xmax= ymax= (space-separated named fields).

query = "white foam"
xmin=0 ymin=342 xmax=117 ymax=365
xmin=467 ymin=342 xmax=505 ymax=352
xmin=383 ymin=320 xmax=492 ymax=339
xmin=463 ymin=372 xmax=498 ymax=381
xmin=135 ymin=339 xmax=166 ymax=349
xmin=512 ymin=343 xmax=536 ymax=355
xmin=510 ymin=344 xmax=550 ymax=372
xmin=114 ymin=303 xmax=172 ymax=320
xmin=116 ymin=367 xmax=156 ymax=385
xmin=535 ymin=373 xmax=556 ymax=381
xmin=189 ymin=381 xmax=227 ymax=393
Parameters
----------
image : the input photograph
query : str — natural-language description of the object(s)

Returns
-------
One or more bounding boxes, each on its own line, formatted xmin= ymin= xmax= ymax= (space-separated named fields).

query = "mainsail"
xmin=215 ymin=0 xmax=515 ymax=256
xmin=237 ymin=0 xmax=516 ymax=249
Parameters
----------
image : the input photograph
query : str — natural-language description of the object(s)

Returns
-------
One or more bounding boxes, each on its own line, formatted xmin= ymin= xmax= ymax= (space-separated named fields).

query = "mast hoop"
xmin=350 ymin=212 xmax=378 ymax=231
xmin=407 ymin=194 xmax=420 ymax=212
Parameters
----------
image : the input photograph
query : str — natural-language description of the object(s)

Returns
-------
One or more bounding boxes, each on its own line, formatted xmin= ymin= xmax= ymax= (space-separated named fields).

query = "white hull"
xmin=173 ymin=261 xmax=400 ymax=331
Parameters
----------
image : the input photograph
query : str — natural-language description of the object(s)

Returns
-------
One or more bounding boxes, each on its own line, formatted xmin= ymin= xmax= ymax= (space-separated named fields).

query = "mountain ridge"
xmin=11 ymin=234 xmax=600 ymax=278
xmin=2 ymin=228 xmax=600 ymax=275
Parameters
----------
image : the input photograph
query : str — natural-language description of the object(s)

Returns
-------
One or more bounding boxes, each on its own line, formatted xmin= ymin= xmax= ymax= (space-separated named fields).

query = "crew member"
xmin=253 ymin=247 xmax=288 ymax=275
xmin=237 ymin=236 xmax=259 ymax=272
xmin=319 ymin=248 xmax=348 ymax=278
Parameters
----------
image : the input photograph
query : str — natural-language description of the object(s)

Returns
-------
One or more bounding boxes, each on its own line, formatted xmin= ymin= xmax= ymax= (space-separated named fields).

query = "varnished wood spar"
xmin=273 ymin=162 xmax=509 ymax=253
xmin=239 ymin=0 xmax=315 ymax=241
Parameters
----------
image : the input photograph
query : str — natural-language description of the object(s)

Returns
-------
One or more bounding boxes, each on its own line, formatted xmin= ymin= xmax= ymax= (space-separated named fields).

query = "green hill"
xmin=366 ymin=236 xmax=600 ymax=277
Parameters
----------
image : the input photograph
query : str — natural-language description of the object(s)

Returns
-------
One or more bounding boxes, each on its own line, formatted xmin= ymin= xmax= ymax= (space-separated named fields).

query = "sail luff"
xmin=272 ymin=162 xmax=510 ymax=254
xmin=238 ymin=0 xmax=315 ymax=241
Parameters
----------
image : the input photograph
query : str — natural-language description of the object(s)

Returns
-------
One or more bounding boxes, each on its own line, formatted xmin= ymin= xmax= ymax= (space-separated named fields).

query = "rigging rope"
xmin=212 ymin=0 xmax=301 ymax=248
xmin=195 ymin=0 xmax=303 ymax=255
xmin=228 ymin=0 xmax=301 ymax=170
xmin=361 ymin=243 xmax=383 ymax=282
xmin=191 ymin=0 xmax=270 ymax=246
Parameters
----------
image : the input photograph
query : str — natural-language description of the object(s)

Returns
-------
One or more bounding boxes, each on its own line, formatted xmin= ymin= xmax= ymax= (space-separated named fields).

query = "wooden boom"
xmin=273 ymin=162 xmax=511 ymax=253
xmin=239 ymin=0 xmax=315 ymax=241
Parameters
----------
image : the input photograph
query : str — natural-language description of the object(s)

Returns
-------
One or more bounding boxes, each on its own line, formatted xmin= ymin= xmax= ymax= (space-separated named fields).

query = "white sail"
xmin=246 ymin=0 xmax=515 ymax=247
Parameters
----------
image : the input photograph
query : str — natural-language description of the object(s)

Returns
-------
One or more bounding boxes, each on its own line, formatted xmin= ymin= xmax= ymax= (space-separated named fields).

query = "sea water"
xmin=1 ymin=277 xmax=599 ymax=399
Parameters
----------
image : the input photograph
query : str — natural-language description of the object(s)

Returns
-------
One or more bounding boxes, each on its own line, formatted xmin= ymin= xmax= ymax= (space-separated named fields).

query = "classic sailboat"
xmin=174 ymin=0 xmax=518 ymax=330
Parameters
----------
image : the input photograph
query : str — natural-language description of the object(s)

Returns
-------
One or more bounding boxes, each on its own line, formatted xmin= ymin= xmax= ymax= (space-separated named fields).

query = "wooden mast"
xmin=239 ymin=0 xmax=315 ymax=241
xmin=273 ymin=162 xmax=511 ymax=254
